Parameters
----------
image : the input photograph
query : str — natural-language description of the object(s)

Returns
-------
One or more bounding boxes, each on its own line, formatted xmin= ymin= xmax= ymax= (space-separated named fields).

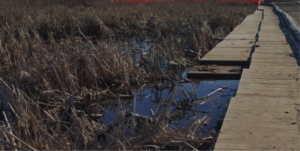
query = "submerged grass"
xmin=0 ymin=0 xmax=256 ymax=150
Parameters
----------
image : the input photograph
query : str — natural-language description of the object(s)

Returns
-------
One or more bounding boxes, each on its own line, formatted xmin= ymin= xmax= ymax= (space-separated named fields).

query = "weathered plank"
xmin=204 ymin=47 xmax=251 ymax=55
xmin=224 ymin=34 xmax=256 ymax=40
xmin=240 ymin=78 xmax=300 ymax=85
xmin=186 ymin=19 xmax=258 ymax=73
xmin=258 ymin=33 xmax=287 ymax=41
xmin=216 ymin=98 xmax=300 ymax=150
xmin=251 ymin=52 xmax=295 ymax=59
xmin=187 ymin=65 xmax=242 ymax=79
xmin=215 ymin=40 xmax=255 ymax=48
xmin=214 ymin=5 xmax=300 ymax=151
xmin=249 ymin=64 xmax=299 ymax=70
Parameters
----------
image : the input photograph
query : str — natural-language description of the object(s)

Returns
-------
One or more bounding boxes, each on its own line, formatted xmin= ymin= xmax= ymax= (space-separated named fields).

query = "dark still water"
xmin=101 ymin=80 xmax=239 ymax=138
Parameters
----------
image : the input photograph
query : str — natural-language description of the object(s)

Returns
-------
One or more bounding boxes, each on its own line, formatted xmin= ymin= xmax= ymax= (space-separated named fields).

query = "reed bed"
xmin=0 ymin=0 xmax=256 ymax=150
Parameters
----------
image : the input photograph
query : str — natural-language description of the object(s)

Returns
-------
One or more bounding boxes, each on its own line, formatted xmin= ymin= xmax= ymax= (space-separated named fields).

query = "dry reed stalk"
xmin=0 ymin=0 xmax=256 ymax=149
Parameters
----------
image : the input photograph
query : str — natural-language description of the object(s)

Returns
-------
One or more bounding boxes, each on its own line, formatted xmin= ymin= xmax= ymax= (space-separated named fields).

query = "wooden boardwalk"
xmin=187 ymin=10 xmax=263 ymax=78
xmin=198 ymin=11 xmax=262 ymax=65
xmin=214 ymin=6 xmax=300 ymax=150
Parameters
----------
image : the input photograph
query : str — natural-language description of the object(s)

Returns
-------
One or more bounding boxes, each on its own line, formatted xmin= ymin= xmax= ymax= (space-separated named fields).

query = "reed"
xmin=0 ymin=0 xmax=256 ymax=149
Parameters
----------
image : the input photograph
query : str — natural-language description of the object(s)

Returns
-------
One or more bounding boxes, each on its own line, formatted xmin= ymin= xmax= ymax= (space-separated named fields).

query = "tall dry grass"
xmin=0 ymin=0 xmax=256 ymax=149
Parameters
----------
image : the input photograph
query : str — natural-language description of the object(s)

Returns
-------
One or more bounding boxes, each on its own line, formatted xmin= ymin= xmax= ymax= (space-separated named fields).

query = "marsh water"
xmin=101 ymin=78 xmax=239 ymax=136
xmin=99 ymin=39 xmax=240 ymax=148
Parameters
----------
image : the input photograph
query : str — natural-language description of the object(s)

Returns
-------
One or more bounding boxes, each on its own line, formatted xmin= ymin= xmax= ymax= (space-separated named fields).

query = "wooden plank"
xmin=198 ymin=48 xmax=252 ymax=65
xmin=250 ymin=58 xmax=297 ymax=64
xmin=259 ymin=26 xmax=283 ymax=31
xmin=240 ymin=78 xmax=300 ymax=85
xmin=253 ymin=49 xmax=293 ymax=53
xmin=260 ymin=19 xmax=280 ymax=26
xmin=201 ymin=55 xmax=248 ymax=61
xmin=249 ymin=64 xmax=299 ymax=70
xmin=256 ymin=41 xmax=290 ymax=46
xmin=242 ymin=66 xmax=300 ymax=76
xmin=240 ymin=19 xmax=261 ymax=24
xmin=215 ymin=40 xmax=255 ymax=48
xmin=241 ymin=74 xmax=298 ymax=80
xmin=216 ymin=97 xmax=300 ymax=150
xmin=237 ymin=84 xmax=300 ymax=92
xmin=242 ymin=68 xmax=299 ymax=75
xmin=255 ymin=46 xmax=292 ymax=52
xmin=187 ymin=65 xmax=242 ymax=79
xmin=230 ymin=27 xmax=258 ymax=34
xmin=218 ymin=123 xmax=299 ymax=136
xmin=220 ymin=119 xmax=299 ymax=129
xmin=255 ymin=46 xmax=291 ymax=51
xmin=207 ymin=47 xmax=251 ymax=52
xmin=253 ymin=10 xmax=263 ymax=15
xmin=224 ymin=34 xmax=256 ymax=40
xmin=251 ymin=52 xmax=295 ymax=59
xmin=236 ymin=90 xmax=299 ymax=98
xmin=204 ymin=50 xmax=251 ymax=55
xmin=232 ymin=95 xmax=300 ymax=102
xmin=215 ymin=138 xmax=299 ymax=150
xmin=220 ymin=121 xmax=299 ymax=131
xmin=250 ymin=62 xmax=299 ymax=67
xmin=251 ymin=54 xmax=296 ymax=60
xmin=203 ymin=49 xmax=251 ymax=55
xmin=188 ymin=65 xmax=241 ymax=74
xmin=254 ymin=45 xmax=292 ymax=50
xmin=258 ymin=33 xmax=287 ymax=41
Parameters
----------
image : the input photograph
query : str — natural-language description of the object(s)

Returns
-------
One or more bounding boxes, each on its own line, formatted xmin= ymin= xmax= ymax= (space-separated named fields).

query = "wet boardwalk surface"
xmin=214 ymin=6 xmax=300 ymax=150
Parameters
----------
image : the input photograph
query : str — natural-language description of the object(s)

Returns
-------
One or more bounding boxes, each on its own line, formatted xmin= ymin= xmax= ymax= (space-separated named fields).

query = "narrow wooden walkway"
xmin=214 ymin=6 xmax=300 ymax=150
xmin=187 ymin=10 xmax=263 ymax=78
xmin=197 ymin=11 xmax=262 ymax=64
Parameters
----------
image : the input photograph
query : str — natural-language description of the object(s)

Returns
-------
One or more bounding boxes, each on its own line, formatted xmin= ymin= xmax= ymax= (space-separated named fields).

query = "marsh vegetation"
xmin=0 ymin=0 xmax=255 ymax=150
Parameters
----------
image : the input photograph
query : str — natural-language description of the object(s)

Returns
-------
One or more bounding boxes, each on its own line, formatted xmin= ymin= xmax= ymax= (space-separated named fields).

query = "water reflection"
xmin=101 ymin=80 xmax=239 ymax=137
